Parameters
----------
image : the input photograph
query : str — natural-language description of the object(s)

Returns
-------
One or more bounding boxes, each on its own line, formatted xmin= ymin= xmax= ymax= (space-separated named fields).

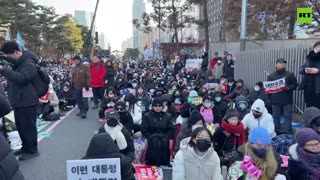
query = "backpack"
xmin=32 ymin=64 xmax=50 ymax=97
xmin=145 ymin=134 xmax=170 ymax=166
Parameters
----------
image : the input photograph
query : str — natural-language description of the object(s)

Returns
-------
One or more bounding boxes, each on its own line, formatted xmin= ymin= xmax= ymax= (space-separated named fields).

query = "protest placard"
xmin=66 ymin=158 xmax=121 ymax=180
xmin=82 ymin=88 xmax=93 ymax=98
xmin=263 ymin=78 xmax=286 ymax=94
xmin=135 ymin=165 xmax=162 ymax=180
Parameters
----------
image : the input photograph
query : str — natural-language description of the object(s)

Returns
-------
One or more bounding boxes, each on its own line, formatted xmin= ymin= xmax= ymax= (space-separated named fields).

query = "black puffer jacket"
xmin=82 ymin=133 xmax=135 ymax=180
xmin=141 ymin=111 xmax=175 ymax=139
xmin=0 ymin=92 xmax=10 ymax=118
xmin=0 ymin=51 xmax=38 ymax=108
xmin=267 ymin=69 xmax=298 ymax=105
xmin=0 ymin=133 xmax=24 ymax=180
xmin=299 ymin=51 xmax=320 ymax=94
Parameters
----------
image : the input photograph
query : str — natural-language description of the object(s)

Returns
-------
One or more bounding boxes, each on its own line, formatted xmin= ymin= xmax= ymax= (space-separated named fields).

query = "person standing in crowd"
xmin=242 ymin=99 xmax=276 ymax=137
xmin=174 ymin=58 xmax=183 ymax=74
xmin=72 ymin=55 xmax=91 ymax=119
xmin=228 ymin=127 xmax=285 ymax=180
xmin=299 ymin=41 xmax=320 ymax=109
xmin=201 ymin=52 xmax=209 ymax=73
xmin=105 ymin=60 xmax=116 ymax=88
xmin=213 ymin=57 xmax=224 ymax=82
xmin=82 ymin=133 xmax=135 ymax=180
xmin=268 ymin=58 xmax=297 ymax=134
xmin=247 ymin=81 xmax=268 ymax=105
xmin=0 ymin=41 xmax=40 ymax=160
xmin=222 ymin=51 xmax=228 ymax=64
xmin=223 ymin=54 xmax=235 ymax=79
xmin=288 ymin=128 xmax=320 ymax=180
xmin=303 ymin=107 xmax=320 ymax=135
xmin=90 ymin=56 xmax=106 ymax=109
xmin=173 ymin=127 xmax=223 ymax=180
xmin=210 ymin=52 xmax=219 ymax=72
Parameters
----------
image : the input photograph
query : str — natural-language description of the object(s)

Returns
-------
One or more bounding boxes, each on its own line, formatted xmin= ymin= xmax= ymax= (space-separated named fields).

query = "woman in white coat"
xmin=125 ymin=93 xmax=142 ymax=133
xmin=173 ymin=127 xmax=223 ymax=180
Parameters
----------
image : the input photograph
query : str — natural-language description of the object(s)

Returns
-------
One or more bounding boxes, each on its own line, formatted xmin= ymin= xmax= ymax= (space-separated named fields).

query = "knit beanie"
xmin=189 ymin=90 xmax=198 ymax=97
xmin=295 ymin=128 xmax=320 ymax=147
xmin=188 ymin=110 xmax=204 ymax=126
xmin=114 ymin=101 xmax=126 ymax=109
xmin=224 ymin=108 xmax=240 ymax=120
xmin=249 ymin=127 xmax=271 ymax=145
xmin=152 ymin=97 xmax=163 ymax=106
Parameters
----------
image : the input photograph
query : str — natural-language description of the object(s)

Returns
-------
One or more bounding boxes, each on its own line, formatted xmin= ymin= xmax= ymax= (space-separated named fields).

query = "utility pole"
xmin=240 ymin=0 xmax=247 ymax=51
xmin=158 ymin=0 xmax=161 ymax=61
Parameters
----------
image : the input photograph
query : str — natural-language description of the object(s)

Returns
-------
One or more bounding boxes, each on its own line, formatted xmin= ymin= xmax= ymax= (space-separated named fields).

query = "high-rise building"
xmin=75 ymin=10 xmax=92 ymax=27
xmin=121 ymin=37 xmax=134 ymax=51
xmin=132 ymin=0 xmax=146 ymax=50
xmin=99 ymin=32 xmax=106 ymax=49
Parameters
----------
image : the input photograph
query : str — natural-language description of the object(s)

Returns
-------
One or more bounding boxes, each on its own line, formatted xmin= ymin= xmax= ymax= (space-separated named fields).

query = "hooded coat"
xmin=106 ymin=61 xmax=116 ymax=87
xmin=288 ymin=143 xmax=312 ymax=180
xmin=235 ymin=96 xmax=250 ymax=120
xmin=0 ymin=51 xmax=38 ymax=108
xmin=303 ymin=107 xmax=320 ymax=132
xmin=82 ymin=133 xmax=135 ymax=180
xmin=173 ymin=138 xmax=223 ymax=180
xmin=242 ymin=99 xmax=276 ymax=137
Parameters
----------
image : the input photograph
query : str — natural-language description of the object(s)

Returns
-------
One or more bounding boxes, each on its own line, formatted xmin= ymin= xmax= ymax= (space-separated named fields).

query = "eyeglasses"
xmin=305 ymin=142 xmax=320 ymax=149
xmin=153 ymin=105 xmax=163 ymax=107
xmin=116 ymin=107 xmax=124 ymax=111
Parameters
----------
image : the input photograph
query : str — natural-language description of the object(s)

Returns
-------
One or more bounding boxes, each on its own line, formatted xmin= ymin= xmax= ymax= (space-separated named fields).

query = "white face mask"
xmin=132 ymin=83 xmax=138 ymax=88
xmin=192 ymin=124 xmax=203 ymax=131
xmin=254 ymin=86 xmax=260 ymax=91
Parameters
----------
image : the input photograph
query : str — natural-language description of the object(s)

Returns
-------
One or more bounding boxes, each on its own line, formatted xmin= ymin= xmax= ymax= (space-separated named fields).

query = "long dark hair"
xmin=124 ymin=93 xmax=137 ymax=113
xmin=188 ymin=127 xmax=213 ymax=148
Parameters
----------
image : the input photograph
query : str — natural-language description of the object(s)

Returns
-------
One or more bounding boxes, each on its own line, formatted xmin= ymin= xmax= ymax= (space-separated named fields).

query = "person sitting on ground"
xmin=141 ymin=97 xmax=175 ymax=140
xmin=228 ymin=127 xmax=285 ymax=180
xmin=124 ymin=93 xmax=142 ymax=133
xmin=82 ymin=133 xmax=135 ymax=180
xmin=303 ymin=107 xmax=320 ymax=135
xmin=242 ymin=99 xmax=276 ymax=138
xmin=288 ymin=128 xmax=320 ymax=180
xmin=174 ymin=110 xmax=206 ymax=155
xmin=98 ymin=110 xmax=134 ymax=162
xmin=247 ymin=81 xmax=268 ymax=105
xmin=37 ymin=84 xmax=60 ymax=119
xmin=235 ymin=95 xmax=250 ymax=120
xmin=224 ymin=79 xmax=250 ymax=101
xmin=213 ymin=108 xmax=246 ymax=167
xmin=173 ymin=127 xmax=223 ymax=180
xmin=99 ymin=88 xmax=119 ymax=121
xmin=113 ymin=101 xmax=134 ymax=135
xmin=58 ymin=84 xmax=76 ymax=112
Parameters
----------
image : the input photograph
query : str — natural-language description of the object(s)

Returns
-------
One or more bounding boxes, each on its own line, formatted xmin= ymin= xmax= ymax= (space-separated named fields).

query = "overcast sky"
xmin=33 ymin=0 xmax=142 ymax=50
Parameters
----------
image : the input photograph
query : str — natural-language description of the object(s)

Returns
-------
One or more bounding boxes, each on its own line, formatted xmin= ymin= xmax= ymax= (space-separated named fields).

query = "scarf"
xmin=104 ymin=124 xmax=127 ymax=150
xmin=297 ymin=146 xmax=320 ymax=180
xmin=221 ymin=120 xmax=246 ymax=146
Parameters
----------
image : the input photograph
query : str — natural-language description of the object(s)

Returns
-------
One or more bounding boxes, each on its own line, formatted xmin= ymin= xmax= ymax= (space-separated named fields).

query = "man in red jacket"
xmin=210 ymin=52 xmax=219 ymax=71
xmin=90 ymin=56 xmax=107 ymax=109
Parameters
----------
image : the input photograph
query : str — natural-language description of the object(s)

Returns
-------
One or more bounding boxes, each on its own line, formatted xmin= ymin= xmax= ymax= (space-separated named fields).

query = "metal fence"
xmin=234 ymin=46 xmax=312 ymax=113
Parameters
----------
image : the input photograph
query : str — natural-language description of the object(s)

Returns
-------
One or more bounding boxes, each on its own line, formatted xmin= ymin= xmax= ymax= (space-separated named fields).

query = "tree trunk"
xmin=203 ymin=0 xmax=209 ymax=52
xmin=288 ymin=11 xmax=296 ymax=39
xmin=171 ymin=0 xmax=179 ymax=52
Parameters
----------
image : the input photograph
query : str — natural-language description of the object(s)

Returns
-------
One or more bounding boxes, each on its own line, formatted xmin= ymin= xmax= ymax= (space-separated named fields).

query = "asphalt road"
xmin=19 ymin=104 xmax=101 ymax=180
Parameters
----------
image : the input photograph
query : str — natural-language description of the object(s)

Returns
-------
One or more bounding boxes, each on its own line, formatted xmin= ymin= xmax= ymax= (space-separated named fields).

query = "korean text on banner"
xmin=185 ymin=59 xmax=203 ymax=71
xmin=82 ymin=88 xmax=93 ymax=98
xmin=135 ymin=165 xmax=162 ymax=180
xmin=66 ymin=158 xmax=121 ymax=180
xmin=263 ymin=78 xmax=286 ymax=94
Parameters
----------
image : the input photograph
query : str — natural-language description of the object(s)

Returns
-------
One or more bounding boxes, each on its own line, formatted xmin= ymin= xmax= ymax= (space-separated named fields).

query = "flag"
xmin=143 ymin=44 xmax=148 ymax=51
xmin=16 ymin=32 xmax=26 ymax=51
xmin=5 ymin=30 xmax=10 ymax=41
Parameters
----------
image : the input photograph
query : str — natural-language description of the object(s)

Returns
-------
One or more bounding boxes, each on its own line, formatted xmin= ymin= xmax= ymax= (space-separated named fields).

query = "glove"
xmin=85 ymin=85 xmax=89 ymax=91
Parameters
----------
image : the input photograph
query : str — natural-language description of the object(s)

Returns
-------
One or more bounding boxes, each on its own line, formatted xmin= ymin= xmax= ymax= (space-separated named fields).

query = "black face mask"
xmin=253 ymin=147 xmax=267 ymax=158
xmin=195 ymin=139 xmax=211 ymax=152
xmin=107 ymin=119 xmax=118 ymax=127
xmin=253 ymin=113 xmax=262 ymax=119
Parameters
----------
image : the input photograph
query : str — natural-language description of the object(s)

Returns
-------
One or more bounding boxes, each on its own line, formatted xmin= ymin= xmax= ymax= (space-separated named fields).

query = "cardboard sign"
xmin=135 ymin=165 xmax=162 ymax=180
xmin=263 ymin=78 xmax=286 ymax=94
xmin=82 ymin=88 xmax=93 ymax=98
xmin=66 ymin=158 xmax=121 ymax=180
